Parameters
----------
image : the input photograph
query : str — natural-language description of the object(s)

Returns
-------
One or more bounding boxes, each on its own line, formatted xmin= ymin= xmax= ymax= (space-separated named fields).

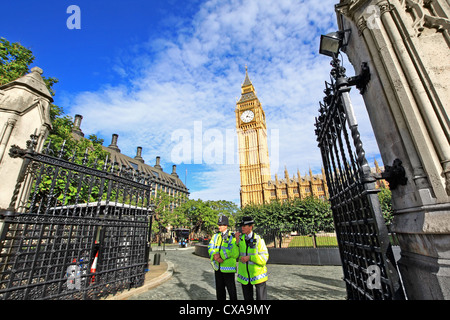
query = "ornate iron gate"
xmin=315 ymin=57 xmax=406 ymax=300
xmin=0 ymin=134 xmax=153 ymax=300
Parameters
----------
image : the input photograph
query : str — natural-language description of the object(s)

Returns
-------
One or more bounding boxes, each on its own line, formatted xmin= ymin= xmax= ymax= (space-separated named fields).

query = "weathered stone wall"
xmin=335 ymin=0 xmax=450 ymax=299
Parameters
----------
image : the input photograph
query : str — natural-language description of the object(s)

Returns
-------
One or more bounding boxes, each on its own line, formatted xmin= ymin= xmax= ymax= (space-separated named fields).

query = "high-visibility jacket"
xmin=208 ymin=230 xmax=239 ymax=273
xmin=237 ymin=233 xmax=269 ymax=285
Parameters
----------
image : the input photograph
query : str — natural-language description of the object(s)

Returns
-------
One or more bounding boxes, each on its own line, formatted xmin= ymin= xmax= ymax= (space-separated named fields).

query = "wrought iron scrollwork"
xmin=315 ymin=57 xmax=406 ymax=300
xmin=0 ymin=135 xmax=154 ymax=300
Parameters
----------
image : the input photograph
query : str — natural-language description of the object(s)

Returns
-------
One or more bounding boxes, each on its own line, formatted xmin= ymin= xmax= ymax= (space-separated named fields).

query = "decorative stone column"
xmin=335 ymin=0 xmax=450 ymax=299
xmin=0 ymin=67 xmax=53 ymax=239
xmin=0 ymin=67 xmax=53 ymax=211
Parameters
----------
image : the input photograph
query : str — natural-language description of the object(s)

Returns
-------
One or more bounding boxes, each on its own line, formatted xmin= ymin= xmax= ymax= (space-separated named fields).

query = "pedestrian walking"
xmin=235 ymin=216 xmax=269 ymax=300
xmin=207 ymin=215 xmax=239 ymax=300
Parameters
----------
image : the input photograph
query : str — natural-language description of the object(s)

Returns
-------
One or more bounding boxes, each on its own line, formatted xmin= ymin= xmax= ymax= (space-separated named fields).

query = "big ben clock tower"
xmin=236 ymin=67 xmax=271 ymax=206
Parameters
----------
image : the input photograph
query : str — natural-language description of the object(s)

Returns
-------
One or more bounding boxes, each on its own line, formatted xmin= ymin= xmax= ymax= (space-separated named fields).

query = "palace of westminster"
xmin=235 ymin=68 xmax=386 ymax=207
xmin=67 ymin=66 xmax=387 ymax=208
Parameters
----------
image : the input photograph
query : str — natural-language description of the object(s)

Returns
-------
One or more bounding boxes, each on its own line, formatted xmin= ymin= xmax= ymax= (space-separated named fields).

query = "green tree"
xmin=150 ymin=191 xmax=182 ymax=244
xmin=0 ymin=37 xmax=58 ymax=94
xmin=236 ymin=197 xmax=334 ymax=247
xmin=0 ymin=37 xmax=34 ymax=85
xmin=152 ymin=191 xmax=181 ymax=230
xmin=288 ymin=197 xmax=334 ymax=232
xmin=205 ymin=200 xmax=239 ymax=228
xmin=237 ymin=197 xmax=333 ymax=232
xmin=1 ymin=37 xmax=110 ymax=207
xmin=378 ymin=187 xmax=394 ymax=225
xmin=35 ymin=96 xmax=109 ymax=208
xmin=173 ymin=199 xmax=239 ymax=238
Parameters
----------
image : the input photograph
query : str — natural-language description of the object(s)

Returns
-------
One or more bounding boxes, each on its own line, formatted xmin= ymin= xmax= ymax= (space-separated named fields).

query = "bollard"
xmin=153 ymin=253 xmax=161 ymax=265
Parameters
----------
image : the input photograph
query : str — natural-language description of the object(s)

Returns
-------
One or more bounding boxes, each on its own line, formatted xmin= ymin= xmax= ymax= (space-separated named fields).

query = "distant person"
xmin=235 ymin=216 xmax=269 ymax=300
xmin=208 ymin=215 xmax=239 ymax=300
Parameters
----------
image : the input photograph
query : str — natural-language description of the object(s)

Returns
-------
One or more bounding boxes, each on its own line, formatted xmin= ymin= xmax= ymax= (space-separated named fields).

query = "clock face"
xmin=240 ymin=110 xmax=254 ymax=123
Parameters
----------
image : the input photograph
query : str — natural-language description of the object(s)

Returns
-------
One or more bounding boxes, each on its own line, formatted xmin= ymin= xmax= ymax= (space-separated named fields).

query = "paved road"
xmin=128 ymin=247 xmax=346 ymax=300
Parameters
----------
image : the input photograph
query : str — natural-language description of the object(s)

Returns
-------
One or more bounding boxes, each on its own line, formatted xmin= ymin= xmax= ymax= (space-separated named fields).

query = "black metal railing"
xmin=0 ymin=135 xmax=154 ymax=300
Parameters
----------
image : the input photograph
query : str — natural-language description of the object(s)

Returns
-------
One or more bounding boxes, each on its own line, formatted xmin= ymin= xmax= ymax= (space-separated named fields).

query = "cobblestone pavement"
xmin=128 ymin=247 xmax=346 ymax=300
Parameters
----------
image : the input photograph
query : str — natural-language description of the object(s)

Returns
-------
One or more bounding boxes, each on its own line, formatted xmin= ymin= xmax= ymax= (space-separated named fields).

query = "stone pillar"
xmin=0 ymin=67 xmax=53 ymax=212
xmin=335 ymin=0 xmax=450 ymax=299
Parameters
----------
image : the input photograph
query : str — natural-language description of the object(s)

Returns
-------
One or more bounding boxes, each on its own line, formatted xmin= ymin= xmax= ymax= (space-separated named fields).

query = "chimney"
xmin=154 ymin=156 xmax=162 ymax=171
xmin=108 ymin=133 xmax=121 ymax=152
xmin=72 ymin=114 xmax=84 ymax=137
xmin=134 ymin=146 xmax=144 ymax=163
xmin=171 ymin=165 xmax=179 ymax=178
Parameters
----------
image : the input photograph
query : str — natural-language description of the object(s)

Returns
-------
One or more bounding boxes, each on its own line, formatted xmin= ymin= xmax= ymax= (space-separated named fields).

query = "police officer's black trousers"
xmin=241 ymin=281 xmax=267 ymax=300
xmin=214 ymin=271 xmax=237 ymax=300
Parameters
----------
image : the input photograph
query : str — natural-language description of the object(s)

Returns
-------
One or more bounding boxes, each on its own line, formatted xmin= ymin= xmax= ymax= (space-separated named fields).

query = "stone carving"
xmin=400 ymin=0 xmax=450 ymax=36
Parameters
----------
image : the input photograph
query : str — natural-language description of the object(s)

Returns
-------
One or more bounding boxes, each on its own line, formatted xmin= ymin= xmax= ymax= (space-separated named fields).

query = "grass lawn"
xmin=286 ymin=234 xmax=398 ymax=248
xmin=288 ymin=235 xmax=338 ymax=248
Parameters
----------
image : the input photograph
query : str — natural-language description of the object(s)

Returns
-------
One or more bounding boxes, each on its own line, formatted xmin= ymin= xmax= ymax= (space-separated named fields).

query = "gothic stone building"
xmin=235 ymin=69 xmax=329 ymax=206
xmin=71 ymin=115 xmax=189 ymax=209
xmin=235 ymin=69 xmax=388 ymax=207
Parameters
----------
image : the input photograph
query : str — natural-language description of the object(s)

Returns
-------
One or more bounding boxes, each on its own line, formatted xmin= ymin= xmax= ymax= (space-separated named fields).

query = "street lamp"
xmin=318 ymin=29 xmax=406 ymax=190
xmin=319 ymin=31 xmax=343 ymax=58
xmin=319 ymin=29 xmax=370 ymax=94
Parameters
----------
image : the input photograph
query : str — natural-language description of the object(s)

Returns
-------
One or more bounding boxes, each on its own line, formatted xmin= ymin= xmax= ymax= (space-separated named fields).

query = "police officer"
xmin=235 ymin=216 xmax=269 ymax=300
xmin=208 ymin=215 xmax=239 ymax=300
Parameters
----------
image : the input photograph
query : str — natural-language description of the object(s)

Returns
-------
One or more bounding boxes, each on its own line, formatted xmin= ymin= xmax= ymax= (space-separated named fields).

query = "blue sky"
xmin=1 ymin=0 xmax=382 ymax=205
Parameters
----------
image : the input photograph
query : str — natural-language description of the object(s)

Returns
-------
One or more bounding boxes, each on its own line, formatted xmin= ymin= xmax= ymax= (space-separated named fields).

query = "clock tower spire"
xmin=236 ymin=67 xmax=271 ymax=206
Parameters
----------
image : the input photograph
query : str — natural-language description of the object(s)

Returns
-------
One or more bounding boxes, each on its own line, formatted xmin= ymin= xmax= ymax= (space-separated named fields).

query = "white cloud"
xmin=189 ymin=164 xmax=240 ymax=203
xmin=68 ymin=0 xmax=381 ymax=204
